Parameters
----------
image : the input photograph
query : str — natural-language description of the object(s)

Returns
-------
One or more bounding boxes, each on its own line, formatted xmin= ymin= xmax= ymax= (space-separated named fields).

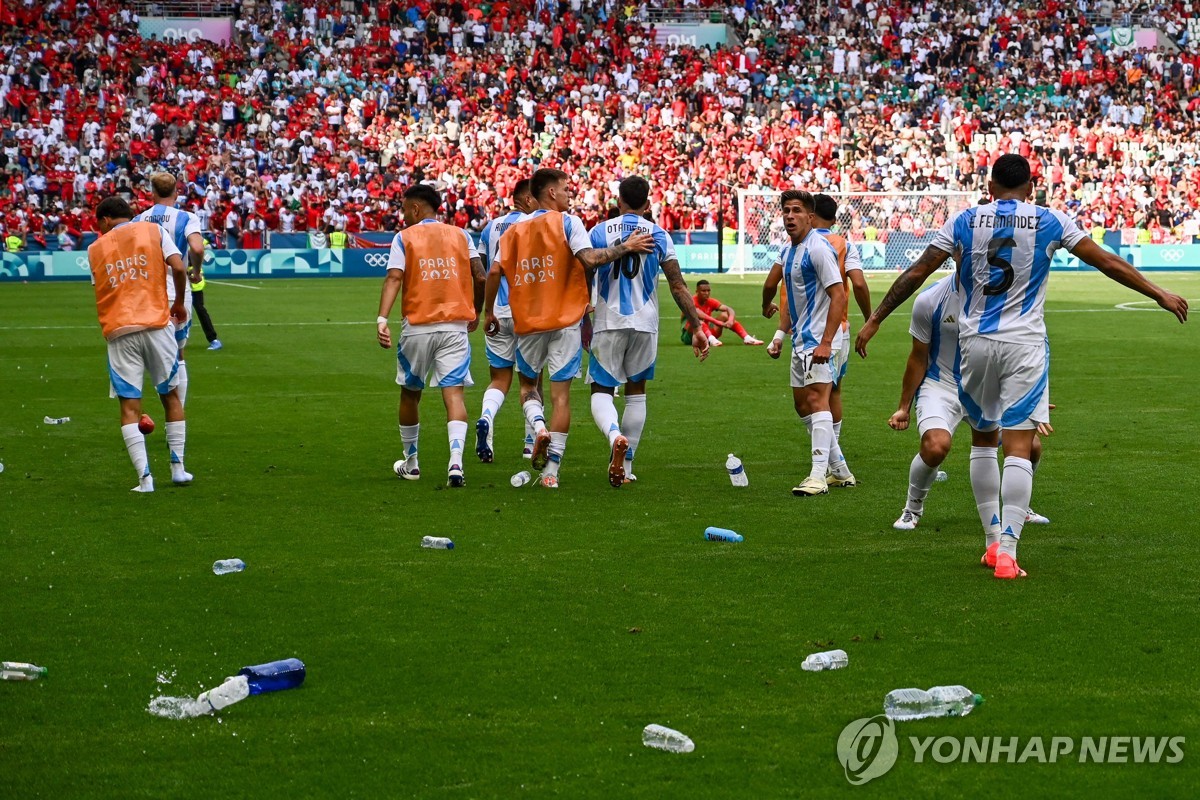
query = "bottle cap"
xmin=973 ymin=694 xmax=985 ymax=705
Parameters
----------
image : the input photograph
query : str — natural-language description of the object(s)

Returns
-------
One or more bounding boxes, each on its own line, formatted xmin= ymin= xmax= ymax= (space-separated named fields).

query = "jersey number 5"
xmin=983 ymin=236 xmax=1016 ymax=296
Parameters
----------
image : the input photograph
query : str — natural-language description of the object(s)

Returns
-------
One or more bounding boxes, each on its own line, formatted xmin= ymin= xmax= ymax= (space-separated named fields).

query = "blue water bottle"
xmin=704 ymin=527 xmax=744 ymax=543
xmin=238 ymin=658 xmax=306 ymax=695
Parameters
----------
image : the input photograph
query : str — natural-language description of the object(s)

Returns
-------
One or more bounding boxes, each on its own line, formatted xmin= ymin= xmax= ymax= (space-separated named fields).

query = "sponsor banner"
xmin=675 ymin=244 xmax=735 ymax=272
xmin=138 ymin=17 xmax=234 ymax=44
xmin=652 ymin=23 xmax=727 ymax=48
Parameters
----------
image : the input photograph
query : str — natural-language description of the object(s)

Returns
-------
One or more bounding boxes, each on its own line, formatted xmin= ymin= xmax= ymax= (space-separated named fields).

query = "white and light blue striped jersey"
xmin=909 ymin=275 xmax=960 ymax=391
xmin=774 ymin=230 xmax=843 ymax=349
xmin=929 ymin=199 xmax=1086 ymax=345
xmin=134 ymin=203 xmax=200 ymax=306
xmin=479 ymin=209 xmax=525 ymax=320
xmin=588 ymin=213 xmax=675 ymax=333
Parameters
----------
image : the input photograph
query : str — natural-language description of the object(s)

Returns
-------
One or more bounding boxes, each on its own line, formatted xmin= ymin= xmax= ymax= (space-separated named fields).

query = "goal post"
xmin=734 ymin=190 xmax=977 ymax=275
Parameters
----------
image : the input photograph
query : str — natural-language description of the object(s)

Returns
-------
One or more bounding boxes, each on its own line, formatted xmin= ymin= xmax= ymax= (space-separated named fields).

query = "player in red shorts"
xmin=682 ymin=280 xmax=763 ymax=347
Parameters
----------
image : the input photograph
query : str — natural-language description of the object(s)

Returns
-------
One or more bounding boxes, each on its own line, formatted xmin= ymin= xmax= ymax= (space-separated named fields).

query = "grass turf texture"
xmin=1 ymin=273 xmax=1197 ymax=799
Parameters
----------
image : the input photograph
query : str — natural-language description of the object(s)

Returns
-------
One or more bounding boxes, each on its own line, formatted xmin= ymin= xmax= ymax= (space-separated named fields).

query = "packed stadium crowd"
xmin=5 ymin=0 xmax=1200 ymax=250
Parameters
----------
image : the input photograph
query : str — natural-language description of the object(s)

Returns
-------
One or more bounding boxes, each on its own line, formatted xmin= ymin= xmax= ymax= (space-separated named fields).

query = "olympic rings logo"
xmin=364 ymin=253 xmax=389 ymax=268
xmin=903 ymin=248 xmax=922 ymax=261
xmin=1160 ymin=249 xmax=1184 ymax=262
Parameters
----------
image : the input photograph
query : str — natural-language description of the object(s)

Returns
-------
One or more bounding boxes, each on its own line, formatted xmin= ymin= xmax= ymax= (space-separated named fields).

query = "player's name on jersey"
xmin=970 ymin=213 xmax=1040 ymax=230
xmin=604 ymin=220 xmax=646 ymax=234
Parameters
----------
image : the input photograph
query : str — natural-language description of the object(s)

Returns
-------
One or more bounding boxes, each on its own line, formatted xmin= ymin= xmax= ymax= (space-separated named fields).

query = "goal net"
xmin=734 ymin=190 xmax=977 ymax=274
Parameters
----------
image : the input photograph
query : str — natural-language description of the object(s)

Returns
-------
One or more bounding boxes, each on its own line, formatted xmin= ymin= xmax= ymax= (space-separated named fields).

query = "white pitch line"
xmin=207 ymin=279 xmax=264 ymax=290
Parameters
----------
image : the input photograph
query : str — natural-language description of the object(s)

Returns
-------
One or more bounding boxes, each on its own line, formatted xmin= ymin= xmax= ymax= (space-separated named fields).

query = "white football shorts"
xmin=915 ymin=380 xmax=965 ymax=436
xmin=958 ymin=336 xmax=1049 ymax=432
xmin=107 ymin=326 xmax=180 ymax=399
xmin=516 ymin=325 xmax=583 ymax=382
xmin=790 ymin=344 xmax=838 ymax=388
xmin=396 ymin=330 xmax=473 ymax=390
xmin=484 ymin=317 xmax=517 ymax=369
xmin=832 ymin=327 xmax=851 ymax=386
xmin=586 ymin=329 xmax=657 ymax=387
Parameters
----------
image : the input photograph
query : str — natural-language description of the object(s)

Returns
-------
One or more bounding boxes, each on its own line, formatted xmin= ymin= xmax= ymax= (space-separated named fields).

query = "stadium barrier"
xmin=5 ymin=245 xmax=1200 ymax=282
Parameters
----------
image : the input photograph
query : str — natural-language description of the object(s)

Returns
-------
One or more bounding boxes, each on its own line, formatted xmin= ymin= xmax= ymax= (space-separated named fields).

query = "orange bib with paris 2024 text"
xmin=399 ymin=221 xmax=476 ymax=326
xmin=499 ymin=211 xmax=588 ymax=335
xmin=88 ymin=220 xmax=170 ymax=341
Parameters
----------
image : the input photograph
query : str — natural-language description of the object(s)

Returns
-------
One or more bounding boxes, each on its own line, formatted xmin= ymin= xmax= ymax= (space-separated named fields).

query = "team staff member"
xmin=87 ymin=196 xmax=193 ymax=493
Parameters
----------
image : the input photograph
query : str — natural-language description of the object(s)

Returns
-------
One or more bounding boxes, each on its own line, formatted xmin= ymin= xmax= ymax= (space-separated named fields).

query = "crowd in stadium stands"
xmin=4 ymin=0 xmax=1200 ymax=251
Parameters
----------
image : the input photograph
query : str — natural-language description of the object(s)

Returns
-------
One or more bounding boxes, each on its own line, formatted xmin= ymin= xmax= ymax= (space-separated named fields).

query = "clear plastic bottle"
xmin=884 ymin=685 xmax=983 ymax=720
xmin=725 ymin=454 xmax=748 ymax=487
xmin=935 ymin=470 xmax=949 ymax=482
xmin=197 ymin=675 xmax=250 ymax=713
xmin=238 ymin=658 xmax=306 ymax=694
xmin=43 ymin=416 xmax=70 ymax=425
xmin=212 ymin=559 xmax=246 ymax=575
xmin=1 ymin=661 xmax=47 ymax=680
xmin=642 ymin=724 xmax=695 ymax=753
xmin=421 ymin=536 xmax=454 ymax=550
xmin=801 ymin=649 xmax=848 ymax=671
xmin=510 ymin=470 xmax=531 ymax=487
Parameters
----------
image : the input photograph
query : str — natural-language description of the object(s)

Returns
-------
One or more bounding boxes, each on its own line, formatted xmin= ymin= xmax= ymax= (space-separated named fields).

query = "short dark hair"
xmin=95 ymin=196 xmax=134 ymax=222
xmin=513 ymin=179 xmax=531 ymax=201
xmin=780 ymin=190 xmax=814 ymax=211
xmin=991 ymin=154 xmax=1031 ymax=190
xmin=404 ymin=183 xmax=441 ymax=212
xmin=618 ymin=176 xmax=650 ymax=210
xmin=813 ymin=193 xmax=838 ymax=221
xmin=530 ymin=168 xmax=569 ymax=200
xmin=696 ymin=279 xmax=711 ymax=289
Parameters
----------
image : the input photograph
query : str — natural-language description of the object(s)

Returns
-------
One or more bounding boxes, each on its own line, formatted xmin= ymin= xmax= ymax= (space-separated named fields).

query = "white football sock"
xmin=176 ymin=360 xmax=188 ymax=407
xmin=165 ymin=420 xmax=187 ymax=479
xmin=906 ymin=453 xmax=938 ymax=514
xmin=480 ymin=388 xmax=505 ymax=445
xmin=122 ymin=423 xmax=150 ymax=480
xmin=543 ymin=432 xmax=568 ymax=477
xmin=447 ymin=420 xmax=467 ymax=468
xmin=808 ymin=411 xmax=834 ymax=480
xmin=522 ymin=398 xmax=547 ymax=435
xmin=400 ymin=424 xmax=420 ymax=467
xmin=999 ymin=456 xmax=1034 ymax=558
xmin=829 ymin=419 xmax=850 ymax=476
xmin=970 ymin=446 xmax=1002 ymax=547
xmin=622 ymin=394 xmax=646 ymax=463
xmin=590 ymin=392 xmax=621 ymax=446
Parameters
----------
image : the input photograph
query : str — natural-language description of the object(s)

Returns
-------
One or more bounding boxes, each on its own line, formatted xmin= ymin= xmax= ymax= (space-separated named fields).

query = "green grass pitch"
xmin=1 ymin=272 xmax=1197 ymax=798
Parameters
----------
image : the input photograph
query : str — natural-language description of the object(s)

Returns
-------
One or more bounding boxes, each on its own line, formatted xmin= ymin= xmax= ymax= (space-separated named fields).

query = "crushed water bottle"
xmin=238 ymin=658 xmax=306 ymax=694
xmin=704 ymin=526 xmax=744 ymax=543
xmin=2 ymin=661 xmax=47 ymax=680
xmin=935 ymin=470 xmax=949 ymax=482
xmin=884 ymin=685 xmax=983 ymax=721
xmin=801 ymin=649 xmax=848 ymax=671
xmin=510 ymin=470 xmax=531 ymax=487
xmin=43 ymin=416 xmax=70 ymax=425
xmin=726 ymin=454 xmax=748 ymax=487
xmin=212 ymin=559 xmax=246 ymax=575
xmin=197 ymin=675 xmax=250 ymax=713
xmin=642 ymin=724 xmax=695 ymax=753
xmin=422 ymin=536 xmax=454 ymax=550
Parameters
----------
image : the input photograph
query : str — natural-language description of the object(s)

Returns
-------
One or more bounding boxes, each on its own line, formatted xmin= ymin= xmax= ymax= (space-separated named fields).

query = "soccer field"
xmin=1 ymin=273 xmax=1197 ymax=799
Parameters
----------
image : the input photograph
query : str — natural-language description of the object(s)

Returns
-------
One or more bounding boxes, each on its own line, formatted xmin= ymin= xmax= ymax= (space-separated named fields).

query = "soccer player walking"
xmin=587 ymin=177 xmax=708 ymax=487
xmin=475 ymin=179 xmax=536 ymax=463
xmin=87 ymin=197 xmax=192 ymax=492
xmin=483 ymin=167 xmax=653 ymax=489
xmin=857 ymin=154 xmax=1188 ymax=578
xmin=763 ymin=190 xmax=848 ymax=497
xmin=377 ymin=185 xmax=485 ymax=488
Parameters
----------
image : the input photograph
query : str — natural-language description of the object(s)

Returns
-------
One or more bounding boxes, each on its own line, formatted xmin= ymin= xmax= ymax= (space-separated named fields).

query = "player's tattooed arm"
xmin=855 ymin=245 xmax=950 ymax=358
xmin=661 ymin=258 xmax=704 ymax=334
xmin=470 ymin=256 xmax=485 ymax=314
xmin=575 ymin=230 xmax=655 ymax=269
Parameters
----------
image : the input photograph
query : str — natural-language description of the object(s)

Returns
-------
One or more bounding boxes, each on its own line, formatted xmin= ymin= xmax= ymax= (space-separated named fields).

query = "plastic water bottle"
xmin=884 ymin=685 xmax=983 ymax=720
xmin=421 ymin=536 xmax=455 ymax=550
xmin=43 ymin=416 xmax=70 ymax=425
xmin=212 ymin=559 xmax=246 ymax=574
xmin=510 ymin=470 xmax=531 ymax=487
xmin=704 ymin=526 xmax=743 ymax=543
xmin=726 ymin=454 xmax=748 ymax=487
xmin=2 ymin=661 xmax=47 ymax=680
xmin=642 ymin=724 xmax=695 ymax=753
xmin=935 ymin=470 xmax=949 ymax=482
xmin=238 ymin=658 xmax=306 ymax=694
xmin=801 ymin=649 xmax=848 ymax=671
xmin=197 ymin=675 xmax=250 ymax=713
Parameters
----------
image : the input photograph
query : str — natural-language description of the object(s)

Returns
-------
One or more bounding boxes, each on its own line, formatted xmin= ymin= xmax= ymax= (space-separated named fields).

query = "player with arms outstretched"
xmin=587 ymin=176 xmax=708 ymax=487
xmin=857 ymin=154 xmax=1188 ymax=578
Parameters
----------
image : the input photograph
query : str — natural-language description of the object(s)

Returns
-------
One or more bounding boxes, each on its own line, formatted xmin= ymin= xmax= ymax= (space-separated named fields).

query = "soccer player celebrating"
xmin=134 ymin=173 xmax=206 ymax=406
xmin=483 ymin=167 xmax=654 ymax=489
xmin=87 ymin=197 xmax=192 ymax=492
xmin=376 ymin=185 xmax=485 ymax=488
xmin=763 ymin=190 xmax=848 ymax=497
xmin=587 ymin=176 xmax=709 ymax=487
xmin=856 ymin=154 xmax=1188 ymax=578
xmin=475 ymin=179 xmax=536 ymax=463
xmin=687 ymin=280 xmax=764 ymax=347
